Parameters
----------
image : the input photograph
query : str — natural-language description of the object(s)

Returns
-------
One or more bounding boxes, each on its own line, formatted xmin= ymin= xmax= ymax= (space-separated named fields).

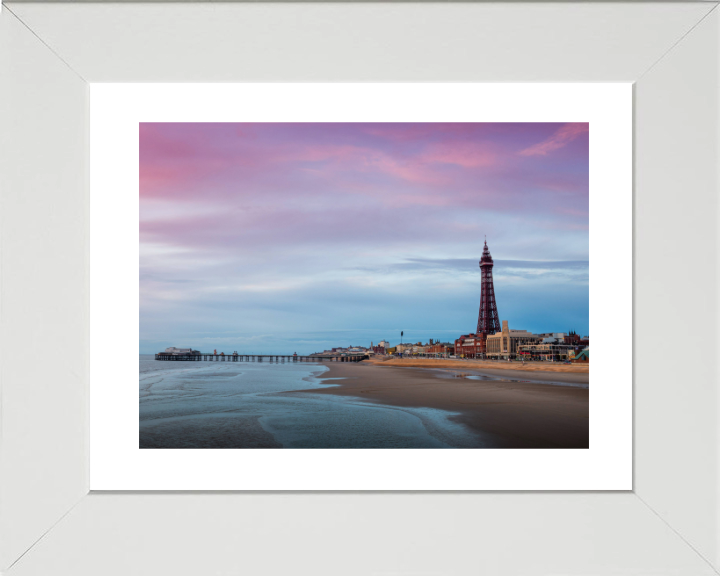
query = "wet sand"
xmin=368 ymin=356 xmax=589 ymax=375
xmin=297 ymin=362 xmax=589 ymax=448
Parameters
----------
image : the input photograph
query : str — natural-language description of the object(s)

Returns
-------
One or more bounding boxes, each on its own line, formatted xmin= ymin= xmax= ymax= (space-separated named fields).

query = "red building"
xmin=428 ymin=343 xmax=454 ymax=356
xmin=564 ymin=331 xmax=581 ymax=345
xmin=564 ymin=331 xmax=589 ymax=347
xmin=454 ymin=333 xmax=487 ymax=359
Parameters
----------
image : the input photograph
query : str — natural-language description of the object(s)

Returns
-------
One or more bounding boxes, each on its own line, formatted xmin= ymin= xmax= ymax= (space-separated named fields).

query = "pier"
xmin=154 ymin=353 xmax=368 ymax=363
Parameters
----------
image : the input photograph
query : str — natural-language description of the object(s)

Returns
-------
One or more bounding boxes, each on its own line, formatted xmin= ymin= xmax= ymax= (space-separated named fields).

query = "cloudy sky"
xmin=140 ymin=122 xmax=589 ymax=354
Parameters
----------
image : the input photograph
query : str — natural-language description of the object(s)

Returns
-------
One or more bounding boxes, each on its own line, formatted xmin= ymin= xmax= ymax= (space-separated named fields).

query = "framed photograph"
xmin=90 ymin=83 xmax=629 ymax=491
xmin=1 ymin=2 xmax=718 ymax=575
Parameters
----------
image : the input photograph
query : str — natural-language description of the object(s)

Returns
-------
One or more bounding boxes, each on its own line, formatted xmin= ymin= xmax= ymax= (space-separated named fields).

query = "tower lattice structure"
xmin=476 ymin=240 xmax=500 ymax=336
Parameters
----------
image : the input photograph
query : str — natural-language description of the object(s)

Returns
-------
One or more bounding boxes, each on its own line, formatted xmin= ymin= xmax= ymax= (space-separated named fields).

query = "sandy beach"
xmin=297 ymin=361 xmax=589 ymax=448
xmin=367 ymin=356 xmax=589 ymax=375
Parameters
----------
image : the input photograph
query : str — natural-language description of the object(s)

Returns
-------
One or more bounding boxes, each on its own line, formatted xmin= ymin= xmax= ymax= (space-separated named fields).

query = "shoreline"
xmin=295 ymin=361 xmax=589 ymax=448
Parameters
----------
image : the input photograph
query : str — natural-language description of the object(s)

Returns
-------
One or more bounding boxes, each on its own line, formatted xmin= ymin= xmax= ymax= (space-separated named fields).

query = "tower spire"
xmin=477 ymin=239 xmax=500 ymax=336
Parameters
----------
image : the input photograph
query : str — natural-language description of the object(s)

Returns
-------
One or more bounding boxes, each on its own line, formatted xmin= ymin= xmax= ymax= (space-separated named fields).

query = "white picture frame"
xmin=1 ymin=2 xmax=718 ymax=574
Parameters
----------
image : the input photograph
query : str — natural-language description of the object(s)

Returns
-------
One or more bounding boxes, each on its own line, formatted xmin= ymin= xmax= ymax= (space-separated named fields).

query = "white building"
xmin=164 ymin=347 xmax=193 ymax=354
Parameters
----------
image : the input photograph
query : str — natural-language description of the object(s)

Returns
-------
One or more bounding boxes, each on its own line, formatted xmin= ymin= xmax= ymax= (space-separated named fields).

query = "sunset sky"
xmin=139 ymin=123 xmax=589 ymax=354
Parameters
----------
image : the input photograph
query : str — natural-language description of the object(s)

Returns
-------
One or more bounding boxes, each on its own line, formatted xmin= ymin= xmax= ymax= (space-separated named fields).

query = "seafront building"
xmin=427 ymin=342 xmax=454 ymax=356
xmin=564 ymin=331 xmax=590 ymax=347
xmin=485 ymin=321 xmax=540 ymax=360
xmin=371 ymin=340 xmax=389 ymax=355
xmin=454 ymin=334 xmax=486 ymax=359
xmin=571 ymin=348 xmax=590 ymax=362
xmin=517 ymin=342 xmax=578 ymax=362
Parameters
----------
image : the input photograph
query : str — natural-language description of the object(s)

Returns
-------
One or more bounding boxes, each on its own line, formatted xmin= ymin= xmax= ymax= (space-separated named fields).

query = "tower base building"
xmin=485 ymin=320 xmax=540 ymax=360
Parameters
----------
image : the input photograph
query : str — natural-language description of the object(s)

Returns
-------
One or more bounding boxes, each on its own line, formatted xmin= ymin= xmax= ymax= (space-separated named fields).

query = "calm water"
xmin=139 ymin=355 xmax=482 ymax=448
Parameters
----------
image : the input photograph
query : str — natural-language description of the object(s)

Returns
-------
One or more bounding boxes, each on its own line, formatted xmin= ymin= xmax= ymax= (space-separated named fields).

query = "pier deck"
xmin=154 ymin=353 xmax=368 ymax=363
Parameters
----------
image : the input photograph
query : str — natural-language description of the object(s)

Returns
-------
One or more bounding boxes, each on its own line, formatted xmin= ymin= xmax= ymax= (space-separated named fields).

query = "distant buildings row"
xmin=456 ymin=321 xmax=588 ymax=362
xmin=363 ymin=326 xmax=589 ymax=363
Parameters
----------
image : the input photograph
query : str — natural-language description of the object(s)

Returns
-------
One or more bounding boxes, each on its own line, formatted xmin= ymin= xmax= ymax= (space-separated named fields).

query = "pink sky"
xmin=140 ymin=123 xmax=589 ymax=354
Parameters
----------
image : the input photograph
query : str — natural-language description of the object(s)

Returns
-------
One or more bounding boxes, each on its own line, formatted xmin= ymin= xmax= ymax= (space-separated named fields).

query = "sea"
xmin=139 ymin=355 xmax=482 ymax=448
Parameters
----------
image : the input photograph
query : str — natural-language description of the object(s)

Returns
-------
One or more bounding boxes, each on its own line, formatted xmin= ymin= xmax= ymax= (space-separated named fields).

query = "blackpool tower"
xmin=476 ymin=239 xmax=500 ymax=335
